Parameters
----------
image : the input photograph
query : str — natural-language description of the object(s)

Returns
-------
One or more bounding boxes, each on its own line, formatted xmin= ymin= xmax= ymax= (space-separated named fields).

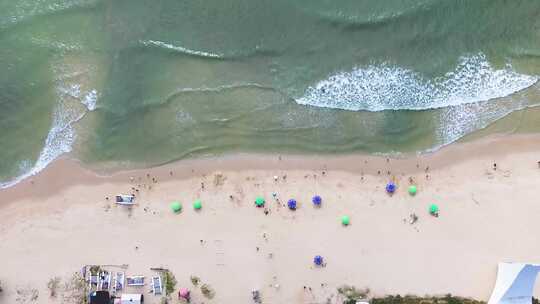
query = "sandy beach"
xmin=1 ymin=134 xmax=540 ymax=304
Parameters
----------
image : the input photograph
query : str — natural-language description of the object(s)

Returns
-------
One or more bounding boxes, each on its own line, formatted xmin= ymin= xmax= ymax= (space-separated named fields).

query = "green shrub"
xmin=163 ymin=271 xmax=177 ymax=296
xmin=371 ymin=294 xmax=485 ymax=304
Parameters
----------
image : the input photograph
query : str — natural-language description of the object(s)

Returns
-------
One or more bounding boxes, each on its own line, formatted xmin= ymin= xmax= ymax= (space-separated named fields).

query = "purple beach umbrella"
xmin=312 ymin=195 xmax=322 ymax=207
xmin=386 ymin=182 xmax=396 ymax=194
xmin=287 ymin=199 xmax=297 ymax=210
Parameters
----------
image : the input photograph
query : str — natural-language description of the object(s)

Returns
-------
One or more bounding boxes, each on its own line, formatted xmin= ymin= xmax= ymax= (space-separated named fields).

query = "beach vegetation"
xmin=337 ymin=285 xmax=370 ymax=304
xmin=15 ymin=287 xmax=39 ymax=302
xmin=371 ymin=294 xmax=485 ymax=304
xmin=89 ymin=265 xmax=101 ymax=276
xmin=62 ymin=272 xmax=87 ymax=304
xmin=163 ymin=270 xmax=177 ymax=296
xmin=47 ymin=277 xmax=61 ymax=298
xmin=190 ymin=275 xmax=200 ymax=286
xmin=201 ymin=283 xmax=215 ymax=299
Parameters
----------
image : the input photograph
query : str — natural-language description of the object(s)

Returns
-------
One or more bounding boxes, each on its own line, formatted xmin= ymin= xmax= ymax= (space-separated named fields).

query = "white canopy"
xmin=120 ymin=294 xmax=143 ymax=304
xmin=488 ymin=262 xmax=540 ymax=304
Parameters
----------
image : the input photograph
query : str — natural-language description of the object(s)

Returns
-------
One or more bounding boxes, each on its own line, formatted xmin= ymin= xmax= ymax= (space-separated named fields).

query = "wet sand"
xmin=1 ymin=134 xmax=540 ymax=303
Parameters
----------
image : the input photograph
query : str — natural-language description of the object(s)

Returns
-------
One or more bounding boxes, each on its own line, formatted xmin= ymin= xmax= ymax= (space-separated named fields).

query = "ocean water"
xmin=1 ymin=0 xmax=540 ymax=186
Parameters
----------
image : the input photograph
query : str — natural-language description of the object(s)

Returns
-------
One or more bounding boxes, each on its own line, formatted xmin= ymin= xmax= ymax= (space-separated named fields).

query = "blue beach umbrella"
xmin=314 ymin=255 xmax=323 ymax=266
xmin=287 ymin=199 xmax=297 ymax=210
xmin=312 ymin=195 xmax=322 ymax=207
xmin=386 ymin=182 xmax=396 ymax=194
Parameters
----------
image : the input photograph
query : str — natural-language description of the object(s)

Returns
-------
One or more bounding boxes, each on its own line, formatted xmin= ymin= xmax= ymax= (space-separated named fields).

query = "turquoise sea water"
xmin=1 ymin=0 xmax=540 ymax=186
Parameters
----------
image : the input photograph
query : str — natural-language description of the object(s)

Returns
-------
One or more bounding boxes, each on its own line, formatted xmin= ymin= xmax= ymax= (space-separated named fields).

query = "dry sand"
xmin=1 ymin=134 xmax=540 ymax=304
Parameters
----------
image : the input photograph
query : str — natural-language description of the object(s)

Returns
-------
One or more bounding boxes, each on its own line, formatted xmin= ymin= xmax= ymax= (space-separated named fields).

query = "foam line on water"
xmin=296 ymin=53 xmax=538 ymax=111
xmin=140 ymin=40 xmax=224 ymax=59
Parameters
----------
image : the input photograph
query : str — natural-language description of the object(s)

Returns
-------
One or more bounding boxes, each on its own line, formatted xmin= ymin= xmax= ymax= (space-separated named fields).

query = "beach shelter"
xmin=314 ymin=255 xmax=324 ymax=266
xmin=386 ymin=182 xmax=396 ymax=194
xmin=171 ymin=201 xmax=182 ymax=213
xmin=255 ymin=196 xmax=265 ymax=207
xmin=341 ymin=215 xmax=350 ymax=226
xmin=408 ymin=185 xmax=417 ymax=196
xmin=288 ymin=199 xmax=297 ymax=210
xmin=312 ymin=195 xmax=322 ymax=207
xmin=488 ymin=262 xmax=540 ymax=304
xmin=179 ymin=288 xmax=191 ymax=301
xmin=120 ymin=294 xmax=143 ymax=304
xmin=429 ymin=204 xmax=439 ymax=216
xmin=193 ymin=199 xmax=202 ymax=210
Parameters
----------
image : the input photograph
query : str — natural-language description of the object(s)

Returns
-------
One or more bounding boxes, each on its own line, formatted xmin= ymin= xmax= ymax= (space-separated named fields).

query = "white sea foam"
xmin=140 ymin=40 xmax=223 ymax=59
xmin=0 ymin=106 xmax=78 ymax=189
xmin=82 ymin=89 xmax=98 ymax=111
xmin=0 ymin=84 xmax=98 ymax=189
xmin=297 ymin=53 xmax=538 ymax=111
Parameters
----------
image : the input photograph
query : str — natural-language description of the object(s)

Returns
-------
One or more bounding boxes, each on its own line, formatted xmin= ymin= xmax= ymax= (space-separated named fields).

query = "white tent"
xmin=488 ymin=262 xmax=540 ymax=304
xmin=120 ymin=294 xmax=143 ymax=304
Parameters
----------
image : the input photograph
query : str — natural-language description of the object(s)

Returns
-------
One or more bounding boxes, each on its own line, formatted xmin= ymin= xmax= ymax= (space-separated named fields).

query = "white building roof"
xmin=488 ymin=262 xmax=540 ymax=304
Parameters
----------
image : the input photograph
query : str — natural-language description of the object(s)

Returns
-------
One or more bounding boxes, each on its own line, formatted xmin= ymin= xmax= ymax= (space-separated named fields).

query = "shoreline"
xmin=1 ymin=133 xmax=540 ymax=303
xmin=2 ymin=132 xmax=540 ymax=204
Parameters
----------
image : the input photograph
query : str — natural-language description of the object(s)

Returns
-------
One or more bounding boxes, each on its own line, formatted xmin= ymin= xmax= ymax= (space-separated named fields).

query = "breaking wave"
xmin=0 ymin=84 xmax=98 ymax=189
xmin=296 ymin=53 xmax=538 ymax=111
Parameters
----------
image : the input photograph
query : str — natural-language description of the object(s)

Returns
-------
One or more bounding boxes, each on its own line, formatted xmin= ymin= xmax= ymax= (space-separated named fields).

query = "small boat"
xmin=151 ymin=276 xmax=163 ymax=295
xmin=116 ymin=194 xmax=135 ymax=205
xmin=113 ymin=272 xmax=125 ymax=292
xmin=126 ymin=276 xmax=145 ymax=286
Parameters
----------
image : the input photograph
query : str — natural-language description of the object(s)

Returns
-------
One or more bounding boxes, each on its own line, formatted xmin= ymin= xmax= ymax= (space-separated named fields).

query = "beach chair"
xmin=151 ymin=276 xmax=163 ymax=295
xmin=113 ymin=272 xmax=124 ymax=292
xmin=115 ymin=194 xmax=135 ymax=205
xmin=126 ymin=276 xmax=145 ymax=286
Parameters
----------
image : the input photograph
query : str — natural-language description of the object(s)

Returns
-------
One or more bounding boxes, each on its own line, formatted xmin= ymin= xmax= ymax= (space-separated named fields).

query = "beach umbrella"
xmin=314 ymin=255 xmax=324 ymax=266
xmin=312 ymin=195 xmax=322 ymax=207
xmin=341 ymin=215 xmax=350 ymax=226
xmin=193 ymin=199 xmax=202 ymax=210
xmin=386 ymin=182 xmax=396 ymax=194
xmin=287 ymin=199 xmax=297 ymax=210
xmin=170 ymin=201 xmax=182 ymax=213
xmin=179 ymin=288 xmax=190 ymax=300
xmin=255 ymin=196 xmax=265 ymax=207
xmin=408 ymin=185 xmax=417 ymax=196
xmin=429 ymin=204 xmax=439 ymax=215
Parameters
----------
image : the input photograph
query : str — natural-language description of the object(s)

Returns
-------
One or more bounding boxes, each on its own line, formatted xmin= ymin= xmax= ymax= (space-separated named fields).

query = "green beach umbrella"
xmin=170 ymin=201 xmax=182 ymax=213
xmin=408 ymin=185 xmax=417 ymax=196
xmin=255 ymin=196 xmax=265 ymax=207
xmin=193 ymin=199 xmax=202 ymax=210
xmin=429 ymin=204 xmax=439 ymax=215
xmin=341 ymin=215 xmax=350 ymax=226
